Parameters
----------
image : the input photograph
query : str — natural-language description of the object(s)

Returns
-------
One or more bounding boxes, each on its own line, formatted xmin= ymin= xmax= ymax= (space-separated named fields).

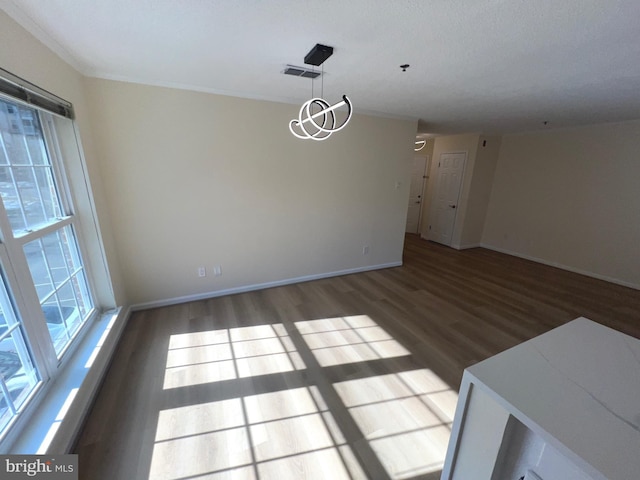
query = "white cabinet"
xmin=441 ymin=318 xmax=640 ymax=480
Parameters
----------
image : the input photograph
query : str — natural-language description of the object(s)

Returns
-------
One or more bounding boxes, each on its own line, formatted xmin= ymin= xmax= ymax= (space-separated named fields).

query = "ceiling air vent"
xmin=283 ymin=65 xmax=321 ymax=79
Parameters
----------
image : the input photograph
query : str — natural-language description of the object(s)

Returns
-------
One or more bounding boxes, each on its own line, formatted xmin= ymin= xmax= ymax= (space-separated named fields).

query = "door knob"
xmin=449 ymin=204 xmax=456 ymax=209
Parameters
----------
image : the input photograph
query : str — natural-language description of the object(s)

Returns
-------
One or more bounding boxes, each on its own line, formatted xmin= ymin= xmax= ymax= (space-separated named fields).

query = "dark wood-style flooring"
xmin=74 ymin=235 xmax=640 ymax=479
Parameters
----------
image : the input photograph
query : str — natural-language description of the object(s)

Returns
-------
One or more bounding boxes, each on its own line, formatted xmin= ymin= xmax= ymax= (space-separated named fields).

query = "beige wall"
xmin=0 ymin=11 xmax=125 ymax=306
xmin=85 ymin=78 xmax=417 ymax=305
xmin=1 ymin=10 xmax=416 ymax=307
xmin=482 ymin=120 xmax=640 ymax=288
xmin=458 ymin=135 xmax=501 ymax=248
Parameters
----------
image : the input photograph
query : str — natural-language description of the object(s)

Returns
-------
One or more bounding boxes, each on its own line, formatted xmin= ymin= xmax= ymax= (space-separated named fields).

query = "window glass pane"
xmin=70 ymin=273 xmax=91 ymax=319
xmin=25 ymin=229 xmax=87 ymax=301
xmin=0 ymin=104 xmax=31 ymax=165
xmin=25 ymin=225 xmax=94 ymax=356
xmin=42 ymin=289 xmax=83 ymax=355
xmin=0 ymin=166 xmax=26 ymax=231
xmin=57 ymin=282 xmax=83 ymax=334
xmin=42 ymin=296 xmax=69 ymax=354
xmin=0 ymin=139 xmax=7 ymax=165
xmin=0 ymin=103 xmax=47 ymax=165
xmin=25 ymin=129 xmax=48 ymax=166
xmin=0 ymin=295 xmax=39 ymax=433
xmin=0 ymin=308 xmax=7 ymax=336
xmin=56 ymin=227 xmax=83 ymax=276
xmin=13 ymin=167 xmax=45 ymax=227
xmin=14 ymin=166 xmax=60 ymax=227
xmin=43 ymin=231 xmax=70 ymax=286
xmin=23 ymin=238 xmax=53 ymax=303
xmin=0 ymin=100 xmax=61 ymax=233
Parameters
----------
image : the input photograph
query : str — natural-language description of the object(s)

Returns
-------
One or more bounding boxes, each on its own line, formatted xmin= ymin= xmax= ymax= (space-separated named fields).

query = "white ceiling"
xmin=3 ymin=0 xmax=640 ymax=135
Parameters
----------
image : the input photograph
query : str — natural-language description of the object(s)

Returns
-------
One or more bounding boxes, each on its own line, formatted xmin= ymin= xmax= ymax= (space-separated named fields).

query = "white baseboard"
xmin=481 ymin=244 xmax=640 ymax=291
xmin=456 ymin=243 xmax=482 ymax=250
xmin=131 ymin=262 xmax=403 ymax=311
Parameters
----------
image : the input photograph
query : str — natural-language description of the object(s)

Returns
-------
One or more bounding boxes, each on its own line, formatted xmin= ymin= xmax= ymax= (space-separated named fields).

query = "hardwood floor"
xmin=74 ymin=235 xmax=640 ymax=480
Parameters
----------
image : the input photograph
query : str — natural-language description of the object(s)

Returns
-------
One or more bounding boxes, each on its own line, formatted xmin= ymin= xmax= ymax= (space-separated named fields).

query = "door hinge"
xmin=429 ymin=225 xmax=432 ymax=230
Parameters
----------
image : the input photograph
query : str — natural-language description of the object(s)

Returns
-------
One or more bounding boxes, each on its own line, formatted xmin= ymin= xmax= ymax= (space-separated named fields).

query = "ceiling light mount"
xmin=304 ymin=44 xmax=334 ymax=66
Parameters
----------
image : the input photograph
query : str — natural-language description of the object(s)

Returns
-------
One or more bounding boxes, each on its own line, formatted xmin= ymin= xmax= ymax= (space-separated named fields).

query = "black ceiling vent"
xmin=304 ymin=44 xmax=334 ymax=66
xmin=283 ymin=65 xmax=321 ymax=79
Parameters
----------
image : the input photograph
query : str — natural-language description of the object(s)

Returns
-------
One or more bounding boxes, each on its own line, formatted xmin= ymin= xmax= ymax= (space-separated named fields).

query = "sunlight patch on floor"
xmin=163 ymin=324 xmax=305 ymax=389
xmin=152 ymin=317 xmax=454 ymax=479
xmin=295 ymin=315 xmax=411 ymax=367
xmin=149 ymin=386 xmax=366 ymax=480
xmin=334 ymin=369 xmax=458 ymax=479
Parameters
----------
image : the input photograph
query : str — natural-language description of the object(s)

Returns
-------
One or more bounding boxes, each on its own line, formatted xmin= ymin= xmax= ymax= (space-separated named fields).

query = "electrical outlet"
xmin=213 ymin=265 xmax=222 ymax=277
xmin=198 ymin=266 xmax=206 ymax=277
xmin=362 ymin=245 xmax=369 ymax=255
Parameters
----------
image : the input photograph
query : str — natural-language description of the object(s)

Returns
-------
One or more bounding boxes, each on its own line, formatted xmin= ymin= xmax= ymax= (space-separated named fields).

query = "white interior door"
xmin=428 ymin=152 xmax=466 ymax=246
xmin=405 ymin=154 xmax=428 ymax=233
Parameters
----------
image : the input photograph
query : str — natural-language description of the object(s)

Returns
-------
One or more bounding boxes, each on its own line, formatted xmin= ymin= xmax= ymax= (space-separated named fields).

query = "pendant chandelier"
xmin=288 ymin=44 xmax=353 ymax=141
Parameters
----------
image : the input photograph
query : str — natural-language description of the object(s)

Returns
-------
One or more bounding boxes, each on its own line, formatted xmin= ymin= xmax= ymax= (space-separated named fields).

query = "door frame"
xmin=406 ymin=154 xmax=430 ymax=234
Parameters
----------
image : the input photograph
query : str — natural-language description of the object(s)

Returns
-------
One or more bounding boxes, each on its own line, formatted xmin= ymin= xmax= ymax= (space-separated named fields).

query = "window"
xmin=0 ymin=95 xmax=96 ymax=440
xmin=0 ymin=276 xmax=39 ymax=434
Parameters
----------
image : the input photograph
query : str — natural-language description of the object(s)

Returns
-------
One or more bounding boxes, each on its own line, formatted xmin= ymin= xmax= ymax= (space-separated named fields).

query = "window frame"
xmin=0 ymin=92 xmax=99 ymax=442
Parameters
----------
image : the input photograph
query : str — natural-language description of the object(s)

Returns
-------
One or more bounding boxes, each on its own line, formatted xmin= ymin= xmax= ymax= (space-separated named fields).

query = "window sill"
xmin=3 ymin=306 xmax=130 ymax=453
